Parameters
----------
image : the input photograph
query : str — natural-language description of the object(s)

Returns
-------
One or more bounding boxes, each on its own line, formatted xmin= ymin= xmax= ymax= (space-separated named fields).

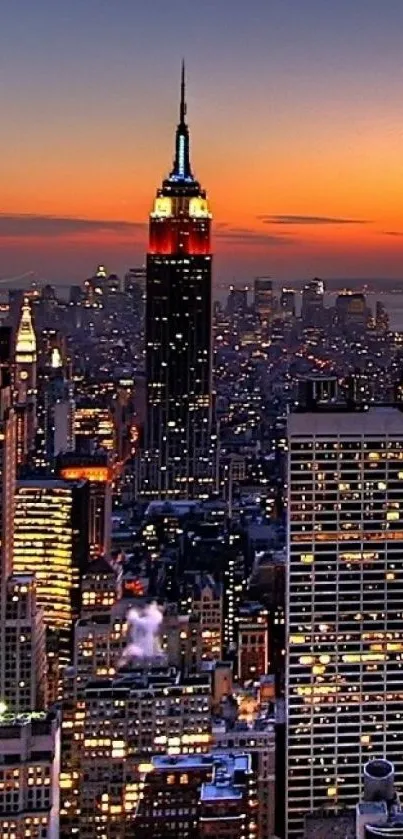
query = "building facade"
xmin=60 ymin=666 xmax=212 ymax=838
xmin=13 ymin=479 xmax=89 ymax=678
xmin=57 ymin=452 xmax=112 ymax=558
xmin=287 ymin=406 xmax=403 ymax=836
xmin=0 ymin=710 xmax=60 ymax=839
xmin=14 ymin=298 xmax=37 ymax=458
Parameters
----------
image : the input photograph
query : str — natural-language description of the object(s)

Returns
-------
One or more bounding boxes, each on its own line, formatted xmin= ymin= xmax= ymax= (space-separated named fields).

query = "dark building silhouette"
xmin=141 ymin=63 xmax=214 ymax=499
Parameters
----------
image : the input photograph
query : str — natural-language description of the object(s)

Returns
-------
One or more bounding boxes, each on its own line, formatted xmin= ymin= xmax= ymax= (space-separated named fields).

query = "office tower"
xmin=375 ymin=301 xmax=389 ymax=334
xmin=236 ymin=602 xmax=269 ymax=682
xmin=287 ymin=405 xmax=403 ymax=836
xmin=0 ymin=334 xmax=15 ymax=585
xmin=142 ymin=63 xmax=214 ymax=499
xmin=223 ymin=533 xmax=247 ymax=651
xmin=57 ymin=451 xmax=112 ymax=557
xmin=14 ymin=297 xmax=37 ymax=457
xmin=188 ymin=574 xmax=223 ymax=660
xmin=13 ymin=479 xmax=89 ymax=679
xmin=254 ymin=276 xmax=274 ymax=321
xmin=336 ymin=290 xmax=369 ymax=332
xmin=134 ymin=752 xmax=256 ymax=839
xmin=124 ymin=266 xmax=146 ymax=311
xmin=74 ymin=402 xmax=115 ymax=455
xmin=2 ymin=575 xmax=46 ymax=712
xmin=0 ymin=329 xmax=47 ymax=715
xmin=280 ymin=287 xmax=296 ymax=318
xmin=35 ymin=348 xmax=75 ymax=470
xmin=0 ymin=328 xmax=18 ymax=700
xmin=83 ymin=264 xmax=107 ymax=308
xmin=301 ymin=278 xmax=325 ymax=328
xmin=60 ymin=666 xmax=212 ymax=837
xmin=0 ymin=709 xmax=60 ymax=839
xmin=227 ymin=285 xmax=248 ymax=316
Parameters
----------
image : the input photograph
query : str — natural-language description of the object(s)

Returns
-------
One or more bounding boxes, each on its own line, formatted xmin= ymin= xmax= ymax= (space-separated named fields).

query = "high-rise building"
xmin=141 ymin=63 xmax=214 ymax=499
xmin=35 ymin=347 xmax=75 ymax=470
xmin=13 ymin=479 xmax=89 ymax=679
xmin=336 ymin=290 xmax=369 ymax=332
xmin=188 ymin=574 xmax=223 ymax=660
xmin=57 ymin=451 xmax=112 ymax=558
xmin=74 ymin=402 xmax=115 ymax=455
xmin=227 ymin=285 xmax=249 ymax=316
xmin=287 ymin=405 xmax=403 ymax=836
xmin=280 ymin=287 xmax=296 ymax=318
xmin=0 ymin=709 xmax=60 ymax=839
xmin=2 ymin=575 xmax=46 ymax=712
xmin=14 ymin=297 xmax=37 ymax=458
xmin=301 ymin=278 xmax=325 ymax=328
xmin=254 ymin=276 xmax=274 ymax=322
xmin=236 ymin=601 xmax=269 ymax=683
xmin=0 ymin=330 xmax=47 ymax=716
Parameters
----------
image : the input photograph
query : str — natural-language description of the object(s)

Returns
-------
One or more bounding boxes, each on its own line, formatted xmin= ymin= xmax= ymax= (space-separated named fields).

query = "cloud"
xmin=259 ymin=214 xmax=370 ymax=226
xmin=0 ymin=213 xmax=145 ymax=238
xmin=215 ymin=225 xmax=294 ymax=246
xmin=383 ymin=230 xmax=403 ymax=237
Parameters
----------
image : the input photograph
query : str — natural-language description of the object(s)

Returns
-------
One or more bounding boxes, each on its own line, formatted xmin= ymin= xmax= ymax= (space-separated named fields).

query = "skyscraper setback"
xmin=141 ymin=63 xmax=214 ymax=499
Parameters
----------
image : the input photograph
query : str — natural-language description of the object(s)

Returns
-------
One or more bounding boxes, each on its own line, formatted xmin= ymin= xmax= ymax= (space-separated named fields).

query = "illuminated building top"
xmin=149 ymin=63 xmax=211 ymax=256
xmin=16 ymin=297 xmax=36 ymax=361
xmin=156 ymin=61 xmax=208 ymax=200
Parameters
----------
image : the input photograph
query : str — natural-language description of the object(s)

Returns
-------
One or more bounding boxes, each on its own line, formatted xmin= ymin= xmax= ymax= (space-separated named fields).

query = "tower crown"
xmin=16 ymin=298 xmax=36 ymax=360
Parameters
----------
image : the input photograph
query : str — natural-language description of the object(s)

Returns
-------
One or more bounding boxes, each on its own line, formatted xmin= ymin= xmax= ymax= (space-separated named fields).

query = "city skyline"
xmin=1 ymin=0 xmax=403 ymax=283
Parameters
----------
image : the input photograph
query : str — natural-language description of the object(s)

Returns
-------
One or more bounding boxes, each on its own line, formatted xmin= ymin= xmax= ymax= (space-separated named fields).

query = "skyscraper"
xmin=13 ymin=479 xmax=89 ymax=685
xmin=14 ymin=297 xmax=37 ymax=459
xmin=254 ymin=276 xmax=274 ymax=322
xmin=141 ymin=63 xmax=214 ymax=499
xmin=287 ymin=405 xmax=403 ymax=836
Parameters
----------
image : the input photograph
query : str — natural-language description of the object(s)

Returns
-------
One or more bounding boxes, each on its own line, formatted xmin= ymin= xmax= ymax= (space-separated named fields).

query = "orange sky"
xmin=1 ymin=0 xmax=403 ymax=285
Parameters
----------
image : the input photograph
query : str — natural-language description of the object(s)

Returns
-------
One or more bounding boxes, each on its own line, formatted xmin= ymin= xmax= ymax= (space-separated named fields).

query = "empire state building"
xmin=141 ymin=64 xmax=215 ymax=499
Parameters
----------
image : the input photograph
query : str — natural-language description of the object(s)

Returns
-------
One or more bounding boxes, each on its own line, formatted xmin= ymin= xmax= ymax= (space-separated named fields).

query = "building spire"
xmin=170 ymin=61 xmax=193 ymax=182
xmin=180 ymin=59 xmax=186 ymax=124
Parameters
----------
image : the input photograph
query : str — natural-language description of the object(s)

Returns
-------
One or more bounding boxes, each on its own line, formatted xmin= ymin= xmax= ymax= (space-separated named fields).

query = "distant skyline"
xmin=1 ymin=0 xmax=403 ymax=284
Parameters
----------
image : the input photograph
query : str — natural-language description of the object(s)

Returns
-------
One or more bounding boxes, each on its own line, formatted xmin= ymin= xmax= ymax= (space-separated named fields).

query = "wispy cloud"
xmin=383 ymin=230 xmax=403 ymax=237
xmin=215 ymin=224 xmax=294 ymax=246
xmin=259 ymin=214 xmax=370 ymax=226
xmin=0 ymin=214 xmax=145 ymax=238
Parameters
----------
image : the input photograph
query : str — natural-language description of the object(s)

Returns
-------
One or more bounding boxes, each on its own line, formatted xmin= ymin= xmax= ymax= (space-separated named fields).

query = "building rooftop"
xmin=83 ymin=556 xmax=116 ymax=576
xmin=200 ymin=753 xmax=251 ymax=803
xmin=17 ymin=479 xmax=72 ymax=490
xmin=145 ymin=500 xmax=201 ymax=517
xmin=201 ymin=783 xmax=243 ymax=801
xmin=288 ymin=405 xmax=403 ymax=437
xmin=152 ymin=754 xmax=214 ymax=771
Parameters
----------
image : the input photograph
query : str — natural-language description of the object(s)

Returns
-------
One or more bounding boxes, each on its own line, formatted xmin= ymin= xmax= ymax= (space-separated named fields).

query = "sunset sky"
xmin=1 ymin=0 xmax=403 ymax=287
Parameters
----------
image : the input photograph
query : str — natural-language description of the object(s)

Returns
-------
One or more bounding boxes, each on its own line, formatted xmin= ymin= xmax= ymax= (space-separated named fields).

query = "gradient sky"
xmin=1 ymin=0 xmax=403 ymax=286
